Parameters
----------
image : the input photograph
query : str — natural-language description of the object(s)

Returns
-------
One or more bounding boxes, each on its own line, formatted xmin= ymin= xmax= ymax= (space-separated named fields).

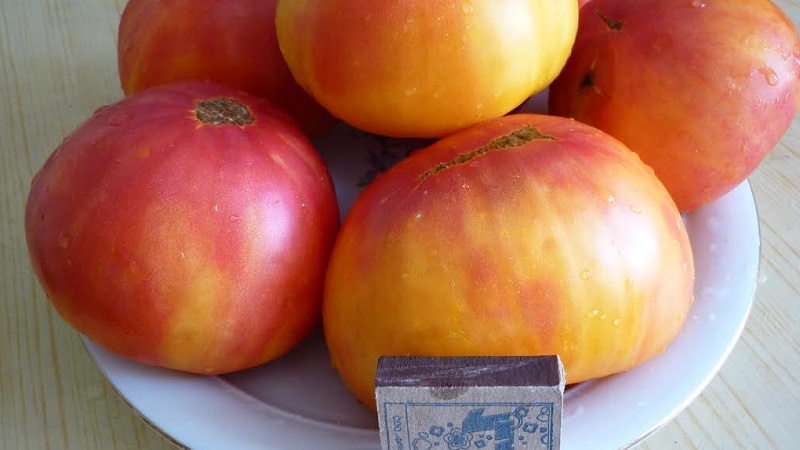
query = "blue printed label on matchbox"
xmin=381 ymin=402 xmax=555 ymax=450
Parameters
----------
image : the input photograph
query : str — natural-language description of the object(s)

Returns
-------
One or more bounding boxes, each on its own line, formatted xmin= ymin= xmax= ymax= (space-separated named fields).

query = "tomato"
xmin=118 ymin=0 xmax=336 ymax=135
xmin=25 ymin=81 xmax=340 ymax=374
xmin=323 ymin=113 xmax=694 ymax=410
xmin=549 ymin=0 xmax=800 ymax=211
xmin=275 ymin=0 xmax=578 ymax=138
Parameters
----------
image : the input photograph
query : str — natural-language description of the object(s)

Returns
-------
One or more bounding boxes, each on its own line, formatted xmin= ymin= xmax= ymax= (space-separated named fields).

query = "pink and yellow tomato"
xmin=118 ymin=0 xmax=336 ymax=135
xmin=25 ymin=81 xmax=340 ymax=374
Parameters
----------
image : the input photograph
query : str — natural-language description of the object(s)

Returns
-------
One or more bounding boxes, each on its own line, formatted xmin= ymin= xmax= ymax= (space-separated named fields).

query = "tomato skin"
xmin=549 ymin=0 xmax=800 ymax=211
xmin=323 ymin=114 xmax=694 ymax=410
xmin=25 ymin=81 xmax=340 ymax=374
xmin=118 ymin=0 xmax=336 ymax=135
xmin=276 ymin=0 xmax=578 ymax=138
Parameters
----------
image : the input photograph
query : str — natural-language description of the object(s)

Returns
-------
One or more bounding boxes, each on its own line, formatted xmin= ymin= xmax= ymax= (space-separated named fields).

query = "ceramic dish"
xmin=83 ymin=108 xmax=760 ymax=450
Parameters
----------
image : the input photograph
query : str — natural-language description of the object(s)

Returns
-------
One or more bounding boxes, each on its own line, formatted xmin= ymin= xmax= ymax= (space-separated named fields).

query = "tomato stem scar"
xmin=195 ymin=98 xmax=254 ymax=126
xmin=598 ymin=11 xmax=623 ymax=31
xmin=418 ymin=125 xmax=555 ymax=181
xmin=580 ymin=71 xmax=595 ymax=89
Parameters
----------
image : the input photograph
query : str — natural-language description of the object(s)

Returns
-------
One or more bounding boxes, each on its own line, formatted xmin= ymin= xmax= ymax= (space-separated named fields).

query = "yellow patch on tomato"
xmin=139 ymin=199 xmax=234 ymax=372
xmin=160 ymin=262 xmax=229 ymax=373
xmin=136 ymin=146 xmax=151 ymax=159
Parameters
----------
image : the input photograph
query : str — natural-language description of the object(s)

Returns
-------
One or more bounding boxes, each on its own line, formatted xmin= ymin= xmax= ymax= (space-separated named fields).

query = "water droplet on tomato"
xmin=229 ymin=214 xmax=239 ymax=222
xmin=462 ymin=4 xmax=473 ymax=14
xmin=607 ymin=195 xmax=616 ymax=204
xmin=580 ymin=269 xmax=591 ymax=280
xmin=613 ymin=318 xmax=621 ymax=327
xmin=690 ymin=0 xmax=706 ymax=8
xmin=629 ymin=205 xmax=642 ymax=214
xmin=761 ymin=67 xmax=779 ymax=86
xmin=415 ymin=212 xmax=423 ymax=220
xmin=213 ymin=204 xmax=219 ymax=213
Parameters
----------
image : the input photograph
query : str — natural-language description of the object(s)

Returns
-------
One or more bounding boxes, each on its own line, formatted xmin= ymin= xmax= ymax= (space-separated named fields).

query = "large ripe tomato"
xmin=275 ymin=0 xmax=578 ymax=138
xmin=118 ymin=0 xmax=336 ymax=135
xmin=25 ymin=81 xmax=340 ymax=374
xmin=323 ymin=114 xmax=694 ymax=410
xmin=549 ymin=0 xmax=800 ymax=211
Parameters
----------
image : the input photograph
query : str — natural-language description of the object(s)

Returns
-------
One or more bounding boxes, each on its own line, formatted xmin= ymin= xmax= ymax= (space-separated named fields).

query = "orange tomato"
xmin=549 ymin=0 xmax=800 ymax=211
xmin=323 ymin=114 xmax=694 ymax=409
xmin=276 ymin=0 xmax=578 ymax=138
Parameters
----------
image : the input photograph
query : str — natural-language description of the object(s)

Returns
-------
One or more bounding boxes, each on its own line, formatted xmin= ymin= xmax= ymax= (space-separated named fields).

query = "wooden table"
xmin=2 ymin=1 xmax=798 ymax=448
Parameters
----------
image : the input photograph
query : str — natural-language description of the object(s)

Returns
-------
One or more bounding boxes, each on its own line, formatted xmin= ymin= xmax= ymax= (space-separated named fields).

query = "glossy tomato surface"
xmin=25 ymin=81 xmax=340 ymax=374
xmin=118 ymin=0 xmax=335 ymax=135
xmin=276 ymin=0 xmax=578 ymax=138
xmin=549 ymin=0 xmax=800 ymax=211
xmin=323 ymin=113 xmax=695 ymax=409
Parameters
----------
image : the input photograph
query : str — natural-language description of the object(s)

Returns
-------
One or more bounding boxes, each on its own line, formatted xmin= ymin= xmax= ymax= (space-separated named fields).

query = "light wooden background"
xmin=1 ymin=0 xmax=798 ymax=448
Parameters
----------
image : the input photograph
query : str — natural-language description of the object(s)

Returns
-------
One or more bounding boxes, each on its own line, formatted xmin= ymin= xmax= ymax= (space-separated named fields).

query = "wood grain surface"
xmin=1 ymin=0 xmax=798 ymax=448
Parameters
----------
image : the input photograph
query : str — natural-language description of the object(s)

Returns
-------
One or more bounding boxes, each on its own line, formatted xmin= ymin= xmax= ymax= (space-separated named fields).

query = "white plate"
xmin=82 ymin=106 xmax=760 ymax=450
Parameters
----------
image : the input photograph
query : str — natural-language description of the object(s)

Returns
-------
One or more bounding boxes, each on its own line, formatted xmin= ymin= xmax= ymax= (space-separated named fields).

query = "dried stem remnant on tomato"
xmin=598 ymin=11 xmax=624 ymax=31
xmin=580 ymin=71 xmax=595 ymax=89
xmin=419 ymin=125 xmax=555 ymax=181
xmin=195 ymin=98 xmax=254 ymax=126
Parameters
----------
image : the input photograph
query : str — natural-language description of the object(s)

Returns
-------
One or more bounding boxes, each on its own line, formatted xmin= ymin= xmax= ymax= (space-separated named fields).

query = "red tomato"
xmin=118 ymin=0 xmax=336 ymax=135
xmin=275 ymin=0 xmax=578 ymax=138
xmin=549 ymin=0 xmax=800 ymax=211
xmin=25 ymin=81 xmax=340 ymax=374
xmin=323 ymin=114 xmax=694 ymax=410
